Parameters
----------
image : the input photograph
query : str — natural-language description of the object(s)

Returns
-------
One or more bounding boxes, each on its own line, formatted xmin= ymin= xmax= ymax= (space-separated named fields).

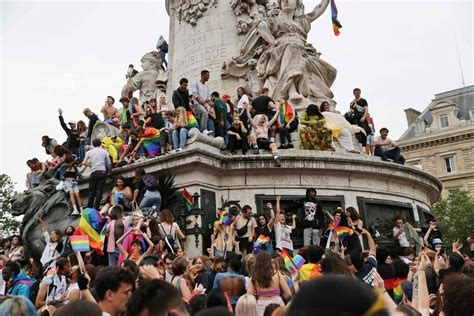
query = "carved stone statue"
xmin=176 ymin=0 xmax=218 ymax=26
xmin=222 ymin=0 xmax=336 ymax=109
xmin=121 ymin=51 xmax=167 ymax=108
xmin=11 ymin=179 xmax=78 ymax=260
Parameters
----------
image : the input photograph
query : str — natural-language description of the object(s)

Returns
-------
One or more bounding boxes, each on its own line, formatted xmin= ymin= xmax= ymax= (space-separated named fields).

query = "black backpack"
xmin=160 ymin=224 xmax=176 ymax=253
xmin=160 ymin=42 xmax=168 ymax=54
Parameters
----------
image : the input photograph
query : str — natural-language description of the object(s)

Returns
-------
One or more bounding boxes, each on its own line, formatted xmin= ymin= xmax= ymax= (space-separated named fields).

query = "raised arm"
xmin=362 ymin=228 xmax=376 ymax=256
xmin=245 ymin=105 xmax=257 ymax=128
xmin=306 ymin=0 xmax=330 ymax=23
xmin=268 ymin=106 xmax=280 ymax=126
xmin=267 ymin=202 xmax=275 ymax=229
xmin=256 ymin=20 xmax=276 ymax=46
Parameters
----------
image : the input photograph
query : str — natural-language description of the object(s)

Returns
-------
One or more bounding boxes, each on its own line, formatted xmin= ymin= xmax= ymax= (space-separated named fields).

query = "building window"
xmin=440 ymin=114 xmax=449 ymax=128
xmin=444 ymin=156 xmax=456 ymax=173
xmin=414 ymin=121 xmax=425 ymax=134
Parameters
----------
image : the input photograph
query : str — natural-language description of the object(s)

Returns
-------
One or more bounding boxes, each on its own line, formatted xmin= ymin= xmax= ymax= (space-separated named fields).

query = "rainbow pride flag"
xmin=393 ymin=278 xmax=406 ymax=304
xmin=219 ymin=210 xmax=232 ymax=226
xmin=335 ymin=226 xmax=353 ymax=239
xmin=69 ymin=235 xmax=90 ymax=253
xmin=253 ymin=234 xmax=270 ymax=251
xmin=74 ymin=208 xmax=106 ymax=255
xmin=331 ymin=0 xmax=342 ymax=36
xmin=43 ymin=268 xmax=57 ymax=286
xmin=183 ymin=189 xmax=193 ymax=213
xmin=109 ymin=192 xmax=125 ymax=206
xmin=141 ymin=127 xmax=161 ymax=157
xmin=282 ymin=249 xmax=305 ymax=276
xmin=279 ymin=102 xmax=293 ymax=124
xmin=186 ymin=112 xmax=199 ymax=129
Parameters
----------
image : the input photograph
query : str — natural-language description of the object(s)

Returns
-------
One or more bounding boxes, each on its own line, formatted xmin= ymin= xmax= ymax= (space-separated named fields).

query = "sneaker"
xmin=176 ymin=148 xmax=183 ymax=152
xmin=71 ymin=209 xmax=81 ymax=216
xmin=287 ymin=143 xmax=294 ymax=149
xmin=278 ymin=144 xmax=288 ymax=150
xmin=148 ymin=206 xmax=157 ymax=217
xmin=253 ymin=147 xmax=259 ymax=155
xmin=270 ymin=137 xmax=275 ymax=143
xmin=274 ymin=157 xmax=281 ymax=167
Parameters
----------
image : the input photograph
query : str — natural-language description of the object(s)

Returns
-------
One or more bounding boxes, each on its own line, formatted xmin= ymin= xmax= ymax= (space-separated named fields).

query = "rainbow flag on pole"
xmin=253 ymin=234 xmax=270 ymax=251
xmin=43 ymin=268 xmax=57 ymax=286
xmin=73 ymin=208 xmax=106 ymax=255
xmin=69 ymin=235 xmax=90 ymax=253
xmin=335 ymin=226 xmax=353 ymax=239
xmin=331 ymin=0 xmax=342 ymax=36
xmin=218 ymin=210 xmax=232 ymax=226
xmin=183 ymin=189 xmax=193 ymax=213
xmin=282 ymin=249 xmax=305 ymax=276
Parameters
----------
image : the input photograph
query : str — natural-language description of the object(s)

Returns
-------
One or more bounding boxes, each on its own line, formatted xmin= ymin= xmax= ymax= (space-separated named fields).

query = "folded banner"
xmin=69 ymin=235 xmax=90 ymax=253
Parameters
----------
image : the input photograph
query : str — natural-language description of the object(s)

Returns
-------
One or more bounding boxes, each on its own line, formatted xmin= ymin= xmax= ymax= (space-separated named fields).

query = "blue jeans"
xmin=79 ymin=140 xmax=86 ymax=160
xmin=207 ymin=119 xmax=215 ymax=136
xmin=160 ymin=51 xmax=168 ymax=70
xmin=139 ymin=190 xmax=161 ymax=215
xmin=172 ymin=128 xmax=189 ymax=149
xmin=108 ymin=248 xmax=119 ymax=266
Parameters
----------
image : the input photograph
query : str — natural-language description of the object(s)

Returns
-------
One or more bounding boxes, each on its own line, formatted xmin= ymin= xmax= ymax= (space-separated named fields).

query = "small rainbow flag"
xmin=69 ymin=235 xmax=90 ymax=253
xmin=330 ymin=0 xmax=342 ymax=36
xmin=219 ymin=210 xmax=232 ymax=226
xmin=74 ymin=208 xmax=106 ymax=255
xmin=393 ymin=278 xmax=406 ymax=304
xmin=253 ymin=234 xmax=270 ymax=250
xmin=109 ymin=192 xmax=125 ymax=206
xmin=186 ymin=112 xmax=199 ymax=129
xmin=335 ymin=226 xmax=353 ymax=239
xmin=43 ymin=268 xmax=57 ymax=286
xmin=183 ymin=189 xmax=193 ymax=213
xmin=282 ymin=249 xmax=305 ymax=276
xmin=141 ymin=127 xmax=161 ymax=157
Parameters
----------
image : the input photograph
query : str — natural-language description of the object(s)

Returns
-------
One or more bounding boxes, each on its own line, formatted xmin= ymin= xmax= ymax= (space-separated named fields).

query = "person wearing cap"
xmin=373 ymin=127 xmax=405 ymax=164
xmin=58 ymin=108 xmax=80 ymax=157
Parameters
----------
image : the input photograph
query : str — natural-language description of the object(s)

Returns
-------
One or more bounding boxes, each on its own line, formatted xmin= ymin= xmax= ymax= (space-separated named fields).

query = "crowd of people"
xmin=1 ymin=185 xmax=473 ymax=316
xmin=26 ymin=70 xmax=405 ymax=199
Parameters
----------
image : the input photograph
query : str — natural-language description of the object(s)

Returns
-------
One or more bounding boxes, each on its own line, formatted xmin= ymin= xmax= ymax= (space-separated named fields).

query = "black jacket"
xmin=87 ymin=114 xmax=99 ymax=138
xmin=172 ymin=88 xmax=191 ymax=112
xmin=59 ymin=116 xmax=80 ymax=149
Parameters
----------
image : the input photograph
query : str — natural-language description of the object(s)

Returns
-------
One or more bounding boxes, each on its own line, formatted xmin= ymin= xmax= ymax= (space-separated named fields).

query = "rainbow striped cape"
xmin=73 ymin=208 xmax=106 ymax=255
xmin=141 ymin=127 xmax=161 ymax=157
xmin=186 ymin=112 xmax=199 ymax=129
xmin=279 ymin=102 xmax=294 ymax=124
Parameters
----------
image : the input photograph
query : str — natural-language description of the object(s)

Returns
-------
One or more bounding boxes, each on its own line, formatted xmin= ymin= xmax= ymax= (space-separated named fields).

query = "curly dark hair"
xmin=305 ymin=104 xmax=323 ymax=118
xmin=253 ymin=252 xmax=274 ymax=288
xmin=442 ymin=273 xmax=474 ymax=316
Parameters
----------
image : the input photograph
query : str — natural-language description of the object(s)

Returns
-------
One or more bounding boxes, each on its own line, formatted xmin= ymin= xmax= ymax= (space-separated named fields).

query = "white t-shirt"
xmin=237 ymin=94 xmax=250 ymax=110
xmin=191 ymin=81 xmax=211 ymax=102
xmin=393 ymin=226 xmax=410 ymax=248
xmin=40 ymin=231 xmax=60 ymax=266
xmin=374 ymin=136 xmax=396 ymax=152
xmin=274 ymin=223 xmax=293 ymax=251
xmin=84 ymin=147 xmax=109 ymax=172
xmin=64 ymin=282 xmax=82 ymax=304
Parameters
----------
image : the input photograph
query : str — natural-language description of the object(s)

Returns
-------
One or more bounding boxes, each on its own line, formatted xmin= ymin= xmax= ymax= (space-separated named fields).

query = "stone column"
xmin=166 ymin=0 xmax=240 ymax=103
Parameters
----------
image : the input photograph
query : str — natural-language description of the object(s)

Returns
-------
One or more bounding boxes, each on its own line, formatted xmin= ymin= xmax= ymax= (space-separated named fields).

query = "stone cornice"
xmin=399 ymin=130 xmax=474 ymax=152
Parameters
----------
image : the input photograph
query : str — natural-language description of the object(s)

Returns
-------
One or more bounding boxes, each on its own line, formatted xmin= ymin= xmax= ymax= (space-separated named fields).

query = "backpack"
xmin=160 ymin=42 xmax=168 ymax=53
xmin=142 ymin=174 xmax=158 ymax=191
xmin=160 ymin=224 xmax=176 ymax=253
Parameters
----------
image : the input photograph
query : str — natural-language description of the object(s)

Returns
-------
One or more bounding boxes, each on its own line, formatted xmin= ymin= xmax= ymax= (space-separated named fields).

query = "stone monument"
xmin=166 ymin=0 xmax=336 ymax=109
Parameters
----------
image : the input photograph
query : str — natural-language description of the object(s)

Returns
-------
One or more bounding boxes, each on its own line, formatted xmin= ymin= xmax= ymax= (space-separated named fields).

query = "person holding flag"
xmin=274 ymin=195 xmax=296 ymax=253
xmin=210 ymin=209 xmax=236 ymax=258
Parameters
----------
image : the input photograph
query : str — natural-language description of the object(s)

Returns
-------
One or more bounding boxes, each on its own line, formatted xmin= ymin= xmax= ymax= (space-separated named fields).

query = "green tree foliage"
xmin=0 ymin=174 xmax=21 ymax=236
xmin=432 ymin=189 xmax=474 ymax=248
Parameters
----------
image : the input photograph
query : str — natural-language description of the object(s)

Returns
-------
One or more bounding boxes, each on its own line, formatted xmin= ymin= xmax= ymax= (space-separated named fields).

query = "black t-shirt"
xmin=147 ymin=113 xmax=164 ymax=129
xmin=355 ymin=255 xmax=377 ymax=285
xmin=300 ymin=198 xmax=324 ymax=229
xmin=351 ymin=98 xmax=368 ymax=118
xmin=421 ymin=228 xmax=442 ymax=248
xmin=228 ymin=125 xmax=245 ymax=137
xmin=252 ymin=95 xmax=274 ymax=115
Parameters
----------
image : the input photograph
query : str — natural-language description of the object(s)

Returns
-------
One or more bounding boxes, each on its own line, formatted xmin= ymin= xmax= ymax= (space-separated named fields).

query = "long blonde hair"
xmin=235 ymin=294 xmax=258 ymax=316
xmin=176 ymin=107 xmax=188 ymax=126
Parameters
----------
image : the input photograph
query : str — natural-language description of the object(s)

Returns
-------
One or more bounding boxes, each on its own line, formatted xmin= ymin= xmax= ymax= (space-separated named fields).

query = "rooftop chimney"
xmin=404 ymin=108 xmax=421 ymax=127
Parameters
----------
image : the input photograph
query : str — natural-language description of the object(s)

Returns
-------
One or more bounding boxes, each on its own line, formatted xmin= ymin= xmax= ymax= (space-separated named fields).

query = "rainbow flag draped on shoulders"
xmin=279 ymin=102 xmax=294 ymax=125
xmin=186 ymin=112 xmax=199 ymax=129
xmin=74 ymin=208 xmax=106 ymax=255
xmin=141 ymin=127 xmax=161 ymax=157
xmin=330 ymin=0 xmax=343 ymax=36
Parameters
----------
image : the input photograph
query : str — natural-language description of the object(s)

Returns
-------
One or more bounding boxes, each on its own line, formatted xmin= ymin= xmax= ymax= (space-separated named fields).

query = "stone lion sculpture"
xmin=11 ymin=179 xmax=78 ymax=260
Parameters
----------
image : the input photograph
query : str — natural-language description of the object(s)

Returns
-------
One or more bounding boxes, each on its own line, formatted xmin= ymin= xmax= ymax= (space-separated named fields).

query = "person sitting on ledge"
xmin=172 ymin=107 xmax=199 ymax=152
xmin=277 ymin=97 xmax=298 ymax=149
xmin=299 ymin=104 xmax=333 ymax=151
xmin=373 ymin=127 xmax=405 ymax=164
xmin=101 ymin=96 xmax=121 ymax=126
xmin=227 ymin=115 xmax=248 ymax=155
xmin=245 ymin=103 xmax=281 ymax=167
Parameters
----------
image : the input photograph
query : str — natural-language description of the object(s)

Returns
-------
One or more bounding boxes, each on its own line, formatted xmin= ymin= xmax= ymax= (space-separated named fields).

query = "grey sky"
xmin=1 ymin=0 xmax=472 ymax=190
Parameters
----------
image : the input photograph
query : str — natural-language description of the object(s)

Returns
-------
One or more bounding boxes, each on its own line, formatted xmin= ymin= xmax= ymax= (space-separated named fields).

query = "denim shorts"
xmin=63 ymin=180 xmax=79 ymax=193
xmin=367 ymin=134 xmax=374 ymax=145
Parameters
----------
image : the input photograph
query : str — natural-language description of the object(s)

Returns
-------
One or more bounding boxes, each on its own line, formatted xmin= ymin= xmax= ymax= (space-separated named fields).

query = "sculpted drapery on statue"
xmin=222 ymin=0 xmax=337 ymax=107
xmin=121 ymin=51 xmax=167 ymax=108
